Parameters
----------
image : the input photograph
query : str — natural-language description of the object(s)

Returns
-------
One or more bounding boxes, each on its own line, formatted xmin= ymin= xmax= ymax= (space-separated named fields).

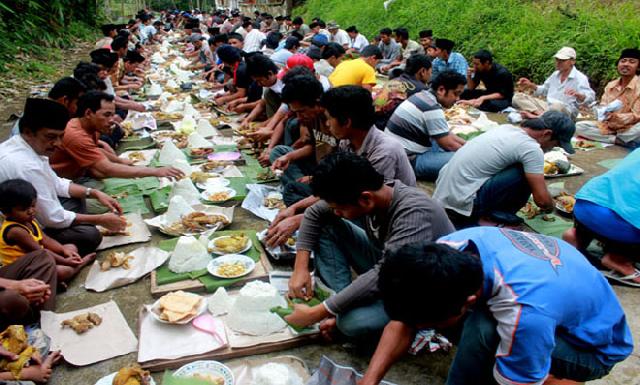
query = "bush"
xmin=295 ymin=0 xmax=640 ymax=93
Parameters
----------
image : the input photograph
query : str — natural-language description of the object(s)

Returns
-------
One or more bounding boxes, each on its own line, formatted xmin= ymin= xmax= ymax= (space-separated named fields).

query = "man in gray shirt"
xmin=376 ymin=28 xmax=401 ymax=71
xmin=434 ymin=110 xmax=575 ymax=228
xmin=283 ymin=152 xmax=453 ymax=339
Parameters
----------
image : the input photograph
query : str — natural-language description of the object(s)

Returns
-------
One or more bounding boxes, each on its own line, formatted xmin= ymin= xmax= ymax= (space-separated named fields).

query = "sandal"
xmin=601 ymin=269 xmax=640 ymax=288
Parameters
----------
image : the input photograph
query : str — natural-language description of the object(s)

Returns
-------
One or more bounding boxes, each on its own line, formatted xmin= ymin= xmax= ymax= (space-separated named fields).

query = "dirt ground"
xmin=0 ymin=44 xmax=638 ymax=385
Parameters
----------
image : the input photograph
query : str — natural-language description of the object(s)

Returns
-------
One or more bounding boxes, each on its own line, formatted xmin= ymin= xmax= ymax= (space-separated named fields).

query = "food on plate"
xmin=61 ymin=312 xmax=102 ymax=334
xmin=127 ymin=151 xmax=146 ymax=162
xmin=207 ymin=191 xmax=231 ymax=202
xmin=101 ymin=252 xmax=135 ymax=271
xmin=157 ymin=291 xmax=202 ymax=323
xmin=212 ymin=234 xmax=249 ymax=253
xmin=190 ymin=148 xmax=215 ymax=157
xmin=191 ymin=171 xmax=219 ymax=184
xmin=189 ymin=374 xmax=225 ymax=385
xmin=154 ymin=111 xmax=183 ymax=121
xmin=256 ymin=169 xmax=277 ymax=181
xmin=0 ymin=325 xmax=35 ymax=380
xmin=153 ymin=131 xmax=188 ymax=148
xmin=165 ymin=212 xmax=230 ymax=234
xmin=201 ymin=160 xmax=232 ymax=171
xmin=263 ymin=192 xmax=286 ymax=209
xmin=112 ymin=365 xmax=151 ymax=385
xmin=544 ymin=159 xmax=571 ymax=175
xmin=444 ymin=105 xmax=473 ymax=125
xmin=520 ymin=202 xmax=541 ymax=219
xmin=286 ymin=237 xmax=296 ymax=247
xmin=216 ymin=262 xmax=246 ymax=278
xmin=556 ymin=193 xmax=576 ymax=213
xmin=543 ymin=161 xmax=558 ymax=175
xmin=575 ymin=140 xmax=596 ymax=149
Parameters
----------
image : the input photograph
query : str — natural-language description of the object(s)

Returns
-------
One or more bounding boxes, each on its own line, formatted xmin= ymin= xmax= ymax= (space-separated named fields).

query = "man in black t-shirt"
xmin=459 ymin=49 xmax=514 ymax=112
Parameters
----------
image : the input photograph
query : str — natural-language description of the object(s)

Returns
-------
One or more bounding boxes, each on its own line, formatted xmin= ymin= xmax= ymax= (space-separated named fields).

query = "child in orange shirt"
xmin=0 ymin=179 xmax=95 ymax=286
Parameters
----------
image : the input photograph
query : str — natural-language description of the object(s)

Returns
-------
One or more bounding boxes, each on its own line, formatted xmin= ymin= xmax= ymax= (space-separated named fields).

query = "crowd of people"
xmin=0 ymin=6 xmax=638 ymax=384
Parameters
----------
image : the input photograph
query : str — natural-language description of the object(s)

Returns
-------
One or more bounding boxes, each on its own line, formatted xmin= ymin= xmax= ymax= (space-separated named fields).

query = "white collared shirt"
xmin=349 ymin=33 xmax=369 ymax=51
xmin=535 ymin=66 xmax=595 ymax=113
xmin=0 ymin=135 xmax=75 ymax=228
xmin=330 ymin=29 xmax=350 ymax=46
xmin=244 ymin=29 xmax=266 ymax=53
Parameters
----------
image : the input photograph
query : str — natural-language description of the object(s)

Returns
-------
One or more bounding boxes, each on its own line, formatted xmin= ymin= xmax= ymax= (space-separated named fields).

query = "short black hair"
xmin=379 ymin=242 xmax=483 ymax=325
xmin=100 ymin=24 xmax=115 ymax=36
xmin=345 ymin=25 xmax=358 ymax=33
xmin=404 ymin=54 xmax=432 ymax=75
xmin=321 ymin=42 xmax=345 ymax=60
xmin=48 ymin=77 xmax=86 ymax=101
xmin=360 ymin=45 xmax=383 ymax=59
xmin=265 ymin=32 xmax=283 ymax=49
xmin=311 ymin=152 xmax=384 ymax=205
xmin=216 ymin=44 xmax=243 ymax=64
xmin=431 ymin=70 xmax=466 ymax=92
xmin=246 ymin=54 xmax=278 ymax=78
xmin=473 ymin=49 xmax=493 ymax=64
xmin=418 ymin=29 xmax=432 ymax=39
xmin=281 ymin=74 xmax=323 ymax=107
xmin=281 ymin=66 xmax=314 ymax=84
xmin=241 ymin=19 xmax=252 ymax=28
xmin=321 ymin=86 xmax=374 ymax=131
xmin=111 ymin=36 xmax=128 ymax=51
xmin=124 ymin=50 xmax=145 ymax=63
xmin=207 ymin=27 xmax=220 ymax=35
xmin=0 ymin=179 xmax=37 ymax=212
xmin=309 ymin=22 xmax=319 ymax=29
xmin=211 ymin=33 xmax=229 ymax=45
xmin=290 ymin=31 xmax=304 ymax=41
xmin=76 ymin=90 xmax=114 ymax=118
xmin=292 ymin=16 xmax=303 ymax=26
xmin=227 ymin=32 xmax=244 ymax=42
xmin=90 ymin=48 xmax=118 ymax=69
xmin=73 ymin=62 xmax=106 ymax=91
xmin=394 ymin=27 xmax=409 ymax=40
xmin=379 ymin=27 xmax=392 ymax=36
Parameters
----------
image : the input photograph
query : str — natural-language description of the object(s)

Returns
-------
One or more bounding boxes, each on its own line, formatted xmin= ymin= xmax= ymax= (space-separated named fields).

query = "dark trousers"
xmin=44 ymin=198 xmax=102 ymax=255
xmin=0 ymin=250 xmax=58 ymax=329
xmin=460 ymin=89 xmax=511 ymax=112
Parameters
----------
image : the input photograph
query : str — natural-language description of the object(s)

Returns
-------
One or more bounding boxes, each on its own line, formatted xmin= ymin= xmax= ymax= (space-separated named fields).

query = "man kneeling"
xmin=359 ymin=227 xmax=633 ymax=385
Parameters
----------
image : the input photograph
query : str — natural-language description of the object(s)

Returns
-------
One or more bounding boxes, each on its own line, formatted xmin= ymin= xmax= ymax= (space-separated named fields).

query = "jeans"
xmin=314 ymin=218 xmax=389 ymax=338
xmin=269 ymin=145 xmax=315 ymax=206
xmin=412 ymin=141 xmax=455 ymax=181
xmin=447 ymin=309 xmax=613 ymax=385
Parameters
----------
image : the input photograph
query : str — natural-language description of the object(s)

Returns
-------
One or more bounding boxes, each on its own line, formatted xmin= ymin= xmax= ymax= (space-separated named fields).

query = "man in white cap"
xmin=513 ymin=47 xmax=595 ymax=119
xmin=327 ymin=21 xmax=350 ymax=49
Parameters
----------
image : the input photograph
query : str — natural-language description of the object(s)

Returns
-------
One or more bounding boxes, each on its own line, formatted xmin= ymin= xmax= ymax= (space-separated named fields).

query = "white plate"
xmin=207 ymin=254 xmax=255 ymax=279
xmin=209 ymin=235 xmax=252 ymax=255
xmin=95 ymin=371 xmax=156 ymax=385
xmin=173 ymin=360 xmax=234 ymax=385
xmin=158 ymin=213 xmax=229 ymax=236
xmin=555 ymin=201 xmax=573 ymax=216
xmin=150 ymin=130 xmax=177 ymax=142
xmin=196 ymin=177 xmax=231 ymax=190
xmin=149 ymin=292 xmax=207 ymax=325
xmin=545 ymin=164 xmax=584 ymax=178
xmin=200 ymin=188 xmax=236 ymax=203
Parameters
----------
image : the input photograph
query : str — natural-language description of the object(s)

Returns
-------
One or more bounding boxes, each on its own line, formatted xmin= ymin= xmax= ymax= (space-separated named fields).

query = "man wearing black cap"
xmin=432 ymin=38 xmax=468 ymax=79
xmin=434 ymin=110 xmax=574 ymax=228
xmin=418 ymin=29 xmax=433 ymax=53
xmin=0 ymin=98 xmax=127 ymax=255
xmin=576 ymin=48 xmax=640 ymax=148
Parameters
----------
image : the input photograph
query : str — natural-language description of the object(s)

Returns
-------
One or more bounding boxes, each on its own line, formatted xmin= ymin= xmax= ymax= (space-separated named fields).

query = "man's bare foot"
xmin=319 ymin=317 xmax=338 ymax=342
xmin=19 ymin=351 xmax=61 ymax=383
xmin=601 ymin=253 xmax=640 ymax=284
xmin=79 ymin=253 xmax=97 ymax=268
xmin=520 ymin=111 xmax=540 ymax=119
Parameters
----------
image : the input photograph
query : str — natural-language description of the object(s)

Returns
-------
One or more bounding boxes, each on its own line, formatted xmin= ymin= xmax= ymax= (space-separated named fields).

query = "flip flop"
xmin=601 ymin=269 xmax=640 ymax=288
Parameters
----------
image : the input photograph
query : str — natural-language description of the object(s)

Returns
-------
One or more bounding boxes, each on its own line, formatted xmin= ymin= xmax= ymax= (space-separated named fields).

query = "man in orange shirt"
xmin=50 ymin=91 xmax=184 ymax=180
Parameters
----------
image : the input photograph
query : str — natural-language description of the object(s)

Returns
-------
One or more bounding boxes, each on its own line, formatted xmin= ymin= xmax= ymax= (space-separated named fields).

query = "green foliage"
xmin=296 ymin=0 xmax=640 ymax=92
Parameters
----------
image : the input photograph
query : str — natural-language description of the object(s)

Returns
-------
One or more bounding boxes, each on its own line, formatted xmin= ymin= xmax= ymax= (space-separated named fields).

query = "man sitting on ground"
xmin=459 ymin=49 xmax=514 ymax=112
xmin=270 ymin=36 xmax=299 ymax=68
xmin=379 ymin=28 xmax=423 ymax=74
xmin=346 ymin=26 xmax=368 ymax=54
xmin=50 ymin=91 xmax=183 ymax=180
xmin=385 ymin=71 xmax=467 ymax=181
xmin=283 ymin=153 xmax=453 ymax=340
xmin=431 ymin=38 xmax=468 ymax=79
xmin=417 ymin=29 xmax=433 ymax=55
xmin=327 ymin=21 xmax=350 ymax=49
xmin=0 ymin=98 xmax=126 ymax=255
xmin=358 ymin=227 xmax=633 ymax=385
xmin=389 ymin=54 xmax=432 ymax=96
xmin=514 ymin=47 xmax=595 ymax=119
xmin=376 ymin=28 xmax=401 ymax=72
xmin=329 ymin=45 xmax=381 ymax=89
xmin=314 ymin=42 xmax=345 ymax=78
xmin=575 ymin=48 xmax=640 ymax=147
xmin=433 ymin=111 xmax=574 ymax=228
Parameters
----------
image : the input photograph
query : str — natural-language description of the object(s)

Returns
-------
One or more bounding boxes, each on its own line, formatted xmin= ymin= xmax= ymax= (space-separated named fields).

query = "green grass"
xmin=295 ymin=0 xmax=640 ymax=92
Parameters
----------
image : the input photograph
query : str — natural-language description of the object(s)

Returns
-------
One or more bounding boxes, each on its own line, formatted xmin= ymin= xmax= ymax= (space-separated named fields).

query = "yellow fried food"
xmin=61 ymin=312 xmax=102 ymax=334
xmin=191 ymin=373 xmax=225 ymax=385
xmin=556 ymin=193 xmax=576 ymax=213
xmin=201 ymin=160 xmax=232 ymax=171
xmin=213 ymin=234 xmax=248 ymax=253
xmin=128 ymin=151 xmax=146 ymax=162
xmin=207 ymin=191 xmax=230 ymax=202
xmin=216 ymin=262 xmax=246 ymax=277
xmin=165 ymin=212 xmax=229 ymax=234
xmin=263 ymin=196 xmax=286 ymax=209
xmin=520 ymin=202 xmax=541 ymax=219
xmin=157 ymin=291 xmax=202 ymax=323
xmin=544 ymin=161 xmax=558 ymax=175
xmin=112 ymin=365 xmax=151 ymax=385
xmin=101 ymin=252 xmax=135 ymax=271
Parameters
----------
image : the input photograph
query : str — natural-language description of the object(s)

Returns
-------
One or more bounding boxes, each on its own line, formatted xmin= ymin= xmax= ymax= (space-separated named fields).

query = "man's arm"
xmin=89 ymin=158 xmax=181 ymax=179
xmin=525 ymin=173 xmax=553 ymax=210
xmin=435 ymin=133 xmax=465 ymax=151
xmin=360 ymin=321 xmax=414 ymax=385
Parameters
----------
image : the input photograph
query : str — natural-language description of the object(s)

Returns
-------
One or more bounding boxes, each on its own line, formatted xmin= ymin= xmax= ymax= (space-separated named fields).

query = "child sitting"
xmin=0 ymin=179 xmax=95 ymax=287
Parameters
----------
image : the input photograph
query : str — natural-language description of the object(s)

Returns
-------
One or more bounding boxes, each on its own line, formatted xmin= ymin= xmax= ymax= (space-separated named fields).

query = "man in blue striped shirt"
xmin=431 ymin=38 xmax=468 ymax=79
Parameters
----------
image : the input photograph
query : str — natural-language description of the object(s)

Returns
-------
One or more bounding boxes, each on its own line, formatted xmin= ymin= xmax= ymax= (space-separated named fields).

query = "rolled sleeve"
xmin=26 ymin=167 xmax=76 ymax=228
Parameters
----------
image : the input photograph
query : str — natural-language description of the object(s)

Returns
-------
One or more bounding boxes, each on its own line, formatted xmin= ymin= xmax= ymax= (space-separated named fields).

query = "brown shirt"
xmin=50 ymin=118 xmax=105 ymax=179
xmin=601 ymin=75 xmax=640 ymax=131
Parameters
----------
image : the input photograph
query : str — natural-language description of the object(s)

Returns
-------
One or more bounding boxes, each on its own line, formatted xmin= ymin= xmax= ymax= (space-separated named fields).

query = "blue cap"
xmin=311 ymin=34 xmax=328 ymax=46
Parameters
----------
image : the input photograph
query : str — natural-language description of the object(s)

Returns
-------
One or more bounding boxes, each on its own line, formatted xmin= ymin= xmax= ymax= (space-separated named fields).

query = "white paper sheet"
xmin=189 ymin=165 xmax=244 ymax=178
xmin=85 ymin=246 xmax=170 ymax=292
xmin=137 ymin=307 xmax=227 ymax=362
xmin=145 ymin=205 xmax=235 ymax=230
xmin=40 ymin=301 xmax=137 ymax=366
xmin=241 ymin=184 xmax=282 ymax=223
xmin=118 ymin=149 xmax=158 ymax=166
xmin=97 ymin=213 xmax=152 ymax=251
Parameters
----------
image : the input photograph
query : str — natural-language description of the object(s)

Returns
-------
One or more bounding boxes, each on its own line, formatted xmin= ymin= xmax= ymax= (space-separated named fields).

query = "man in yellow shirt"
xmin=329 ymin=45 xmax=381 ymax=90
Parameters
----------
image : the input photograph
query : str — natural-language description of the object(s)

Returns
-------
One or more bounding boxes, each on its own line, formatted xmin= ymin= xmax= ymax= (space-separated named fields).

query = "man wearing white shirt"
xmin=243 ymin=21 xmax=266 ymax=53
xmin=327 ymin=21 xmax=350 ymax=49
xmin=514 ymin=47 xmax=595 ymax=119
xmin=0 ymin=99 xmax=126 ymax=255
xmin=346 ymin=26 xmax=369 ymax=54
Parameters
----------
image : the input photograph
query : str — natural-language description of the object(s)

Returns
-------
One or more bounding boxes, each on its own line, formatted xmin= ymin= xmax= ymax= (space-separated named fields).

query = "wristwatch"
xmin=85 ymin=187 xmax=92 ymax=198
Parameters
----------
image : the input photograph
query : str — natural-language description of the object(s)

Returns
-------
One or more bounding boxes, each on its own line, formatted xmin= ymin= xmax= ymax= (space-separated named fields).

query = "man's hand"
xmin=10 ymin=279 xmax=50 ymax=305
xmin=258 ymin=149 xmax=272 ymax=167
xmin=272 ymin=206 xmax=296 ymax=226
xmin=93 ymin=190 xmax=123 ymax=215
xmin=266 ymin=216 xmax=301 ymax=248
xmin=0 ymin=346 xmax=18 ymax=361
xmin=154 ymin=167 xmax=185 ymax=180
xmin=564 ymin=88 xmax=585 ymax=102
xmin=517 ymin=77 xmax=536 ymax=90
xmin=297 ymin=176 xmax=312 ymax=184
xmin=458 ymin=99 xmax=482 ymax=108
xmin=131 ymin=102 xmax=146 ymax=112
xmin=284 ymin=303 xmax=330 ymax=328
xmin=61 ymin=245 xmax=81 ymax=261
xmin=248 ymin=127 xmax=274 ymax=143
xmin=119 ymin=158 xmax=136 ymax=166
xmin=271 ymin=154 xmax=290 ymax=172
xmin=288 ymin=268 xmax=313 ymax=300
xmin=98 ymin=213 xmax=127 ymax=232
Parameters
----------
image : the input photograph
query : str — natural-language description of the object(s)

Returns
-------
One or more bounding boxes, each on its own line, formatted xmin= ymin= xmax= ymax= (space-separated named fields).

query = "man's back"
xmin=329 ymin=58 xmax=377 ymax=87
